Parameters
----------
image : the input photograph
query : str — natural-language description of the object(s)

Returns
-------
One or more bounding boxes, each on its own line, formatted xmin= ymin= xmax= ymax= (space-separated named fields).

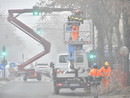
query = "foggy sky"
xmin=0 ymin=0 xmax=91 ymax=65
xmin=0 ymin=0 xmax=50 ymax=63
xmin=0 ymin=0 xmax=37 ymax=11
xmin=0 ymin=0 xmax=68 ymax=64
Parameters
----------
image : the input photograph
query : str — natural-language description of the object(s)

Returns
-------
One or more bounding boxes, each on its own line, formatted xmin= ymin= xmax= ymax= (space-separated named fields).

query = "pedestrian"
xmin=100 ymin=61 xmax=112 ymax=92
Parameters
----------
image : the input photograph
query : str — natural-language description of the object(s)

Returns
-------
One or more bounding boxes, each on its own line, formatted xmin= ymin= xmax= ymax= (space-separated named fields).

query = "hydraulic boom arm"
xmin=7 ymin=7 xmax=74 ymax=71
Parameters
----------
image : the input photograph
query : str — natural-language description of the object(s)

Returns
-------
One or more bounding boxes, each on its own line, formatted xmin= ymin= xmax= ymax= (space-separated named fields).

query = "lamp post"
xmin=1 ymin=46 xmax=7 ymax=80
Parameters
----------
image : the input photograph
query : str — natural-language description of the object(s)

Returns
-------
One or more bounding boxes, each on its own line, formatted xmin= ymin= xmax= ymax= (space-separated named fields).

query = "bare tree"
xmin=36 ymin=0 xmax=129 ymax=66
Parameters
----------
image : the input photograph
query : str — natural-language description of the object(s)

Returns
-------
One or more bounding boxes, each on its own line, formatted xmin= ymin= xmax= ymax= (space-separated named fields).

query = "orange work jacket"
xmin=89 ymin=68 xmax=102 ymax=77
xmin=100 ymin=66 xmax=111 ymax=78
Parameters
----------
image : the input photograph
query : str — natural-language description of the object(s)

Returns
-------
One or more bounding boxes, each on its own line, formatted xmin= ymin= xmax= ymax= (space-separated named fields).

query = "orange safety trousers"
xmin=102 ymin=78 xmax=110 ymax=88
xmin=100 ymin=66 xmax=111 ymax=88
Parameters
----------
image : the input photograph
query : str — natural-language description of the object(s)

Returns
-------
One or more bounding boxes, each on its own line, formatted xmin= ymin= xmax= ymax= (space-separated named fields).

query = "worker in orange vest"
xmin=100 ymin=62 xmax=112 ymax=88
xmin=71 ymin=26 xmax=79 ymax=41
xmin=89 ymin=63 xmax=102 ymax=81
xmin=88 ymin=63 xmax=102 ymax=95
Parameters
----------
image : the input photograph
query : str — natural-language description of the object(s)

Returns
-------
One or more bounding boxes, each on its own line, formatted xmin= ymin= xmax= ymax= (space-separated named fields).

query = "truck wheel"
xmin=23 ymin=74 xmax=27 ymax=81
xmin=54 ymin=87 xmax=59 ymax=94
xmin=37 ymin=73 xmax=41 ymax=81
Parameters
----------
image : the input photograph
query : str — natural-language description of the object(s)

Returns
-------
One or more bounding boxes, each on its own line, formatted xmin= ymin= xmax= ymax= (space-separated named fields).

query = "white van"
xmin=55 ymin=51 xmax=89 ymax=73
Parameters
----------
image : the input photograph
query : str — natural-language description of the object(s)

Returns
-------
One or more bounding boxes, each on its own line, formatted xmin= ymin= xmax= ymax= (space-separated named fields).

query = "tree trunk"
xmin=97 ymin=28 xmax=104 ymax=67
xmin=107 ymin=27 xmax=114 ymax=69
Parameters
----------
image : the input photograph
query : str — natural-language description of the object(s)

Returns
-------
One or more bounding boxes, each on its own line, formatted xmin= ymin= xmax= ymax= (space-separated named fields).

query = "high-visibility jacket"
xmin=100 ymin=66 xmax=111 ymax=78
xmin=89 ymin=68 xmax=102 ymax=77
xmin=71 ymin=26 xmax=79 ymax=41
xmin=68 ymin=15 xmax=83 ymax=21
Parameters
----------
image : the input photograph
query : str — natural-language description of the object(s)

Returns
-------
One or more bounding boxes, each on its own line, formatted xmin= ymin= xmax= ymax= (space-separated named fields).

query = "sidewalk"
xmin=0 ymin=79 xmax=8 ymax=88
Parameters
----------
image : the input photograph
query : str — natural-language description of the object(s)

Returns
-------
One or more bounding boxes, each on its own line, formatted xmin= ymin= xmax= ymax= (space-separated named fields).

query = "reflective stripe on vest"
xmin=70 ymin=16 xmax=83 ymax=21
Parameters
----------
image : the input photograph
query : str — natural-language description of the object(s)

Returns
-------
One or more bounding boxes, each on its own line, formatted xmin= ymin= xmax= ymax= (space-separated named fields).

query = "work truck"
xmin=51 ymin=51 xmax=90 ymax=94
xmin=51 ymin=11 xmax=92 ymax=94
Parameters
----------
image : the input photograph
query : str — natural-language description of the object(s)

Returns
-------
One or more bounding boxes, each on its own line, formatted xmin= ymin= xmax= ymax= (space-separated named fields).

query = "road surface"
xmin=0 ymin=77 xmax=120 ymax=98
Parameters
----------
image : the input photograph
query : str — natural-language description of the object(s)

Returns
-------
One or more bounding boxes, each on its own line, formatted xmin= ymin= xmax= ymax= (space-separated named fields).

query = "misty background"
xmin=0 ymin=0 xmax=91 ymax=64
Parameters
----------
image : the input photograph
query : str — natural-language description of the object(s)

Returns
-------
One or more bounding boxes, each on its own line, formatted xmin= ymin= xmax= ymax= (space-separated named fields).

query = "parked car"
xmin=35 ymin=63 xmax=51 ymax=76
